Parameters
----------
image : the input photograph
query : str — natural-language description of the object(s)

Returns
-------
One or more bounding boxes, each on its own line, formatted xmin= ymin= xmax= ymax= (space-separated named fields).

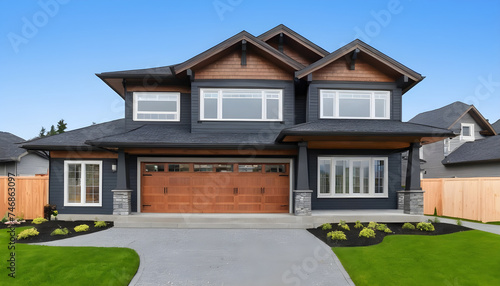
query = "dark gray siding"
xmin=307 ymin=81 xmax=401 ymax=122
xmin=49 ymin=158 xmax=116 ymax=214
xmin=128 ymin=155 xmax=138 ymax=212
xmin=191 ymin=80 xmax=295 ymax=133
xmin=308 ymin=150 xmax=401 ymax=210
xmin=125 ymin=91 xmax=191 ymax=130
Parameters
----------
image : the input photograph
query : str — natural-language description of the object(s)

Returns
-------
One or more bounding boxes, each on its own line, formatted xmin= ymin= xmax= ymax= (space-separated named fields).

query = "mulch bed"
xmin=307 ymin=222 xmax=472 ymax=247
xmin=0 ymin=220 xmax=113 ymax=243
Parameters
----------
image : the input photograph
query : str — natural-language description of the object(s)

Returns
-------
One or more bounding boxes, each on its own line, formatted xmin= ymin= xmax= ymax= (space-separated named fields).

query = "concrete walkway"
xmin=37 ymin=229 xmax=354 ymax=286
xmin=438 ymin=217 xmax=500 ymax=235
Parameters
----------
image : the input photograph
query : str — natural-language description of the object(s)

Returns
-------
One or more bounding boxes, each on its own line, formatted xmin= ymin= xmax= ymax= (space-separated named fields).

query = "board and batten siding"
xmin=308 ymin=150 xmax=400 ymax=210
xmin=307 ymin=82 xmax=401 ymax=122
xmin=49 ymin=158 xmax=116 ymax=214
xmin=128 ymin=155 xmax=138 ymax=212
xmin=190 ymin=79 xmax=295 ymax=133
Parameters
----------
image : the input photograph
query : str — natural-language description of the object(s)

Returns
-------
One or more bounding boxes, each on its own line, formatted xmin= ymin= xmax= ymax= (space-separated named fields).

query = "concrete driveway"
xmin=38 ymin=228 xmax=354 ymax=286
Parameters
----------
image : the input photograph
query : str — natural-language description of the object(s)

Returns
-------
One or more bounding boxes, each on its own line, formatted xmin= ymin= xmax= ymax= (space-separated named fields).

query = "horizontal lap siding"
xmin=312 ymin=56 xmax=398 ymax=82
xmin=308 ymin=150 xmax=400 ymax=210
xmin=128 ymin=155 xmax=138 ymax=212
xmin=49 ymin=158 xmax=116 ymax=214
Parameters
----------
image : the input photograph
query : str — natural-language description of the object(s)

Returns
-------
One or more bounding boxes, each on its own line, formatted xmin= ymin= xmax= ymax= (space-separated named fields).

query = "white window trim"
xmin=64 ymin=160 xmax=103 ymax=207
xmin=133 ymin=92 xmax=181 ymax=122
xmin=317 ymin=156 xmax=388 ymax=198
xmin=319 ymin=89 xmax=391 ymax=119
xmin=200 ymin=88 xmax=283 ymax=121
xmin=443 ymin=138 xmax=451 ymax=156
xmin=460 ymin=123 xmax=475 ymax=141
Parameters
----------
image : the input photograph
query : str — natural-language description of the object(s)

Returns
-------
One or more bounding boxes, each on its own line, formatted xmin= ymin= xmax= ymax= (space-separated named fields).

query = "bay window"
xmin=200 ymin=89 xmax=282 ymax=121
xmin=64 ymin=161 xmax=102 ymax=206
xmin=318 ymin=157 xmax=388 ymax=198
xmin=320 ymin=90 xmax=390 ymax=119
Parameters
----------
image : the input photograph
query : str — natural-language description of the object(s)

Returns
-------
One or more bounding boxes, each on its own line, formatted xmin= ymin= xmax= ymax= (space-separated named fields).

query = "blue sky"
xmin=1 ymin=0 xmax=499 ymax=139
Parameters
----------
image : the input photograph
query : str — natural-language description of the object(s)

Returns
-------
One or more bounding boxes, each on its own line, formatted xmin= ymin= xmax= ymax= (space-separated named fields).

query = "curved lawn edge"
xmin=333 ymin=230 xmax=500 ymax=286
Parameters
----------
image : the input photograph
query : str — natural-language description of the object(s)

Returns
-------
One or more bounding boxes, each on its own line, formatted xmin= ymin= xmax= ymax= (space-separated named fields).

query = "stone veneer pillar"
xmin=294 ymin=190 xmax=312 ymax=216
xmin=112 ymin=150 xmax=132 ymax=215
xmin=400 ymin=142 xmax=424 ymax=215
xmin=294 ymin=142 xmax=312 ymax=216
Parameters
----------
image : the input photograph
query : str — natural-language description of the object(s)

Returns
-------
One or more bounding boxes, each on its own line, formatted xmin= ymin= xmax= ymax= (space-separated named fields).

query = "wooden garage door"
xmin=141 ymin=162 xmax=289 ymax=213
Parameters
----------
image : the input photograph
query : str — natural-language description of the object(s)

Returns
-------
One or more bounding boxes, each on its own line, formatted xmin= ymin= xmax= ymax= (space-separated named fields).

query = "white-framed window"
xmin=460 ymin=123 xmax=475 ymax=141
xmin=200 ymin=88 xmax=283 ymax=121
xmin=320 ymin=90 xmax=390 ymax=119
xmin=133 ymin=92 xmax=180 ymax=121
xmin=64 ymin=161 xmax=102 ymax=207
xmin=318 ymin=157 xmax=388 ymax=198
xmin=443 ymin=138 xmax=451 ymax=156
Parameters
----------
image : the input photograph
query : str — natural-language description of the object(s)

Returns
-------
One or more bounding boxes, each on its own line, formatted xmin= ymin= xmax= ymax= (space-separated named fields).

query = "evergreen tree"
xmin=47 ymin=125 xmax=57 ymax=136
xmin=39 ymin=127 xmax=46 ymax=137
xmin=56 ymin=119 xmax=67 ymax=134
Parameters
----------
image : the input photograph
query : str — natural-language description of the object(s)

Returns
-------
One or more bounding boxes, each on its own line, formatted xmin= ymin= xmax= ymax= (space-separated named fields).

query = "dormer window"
xmin=200 ymin=89 xmax=282 ymax=121
xmin=460 ymin=123 xmax=474 ymax=141
xmin=133 ymin=92 xmax=180 ymax=121
xmin=320 ymin=90 xmax=390 ymax=119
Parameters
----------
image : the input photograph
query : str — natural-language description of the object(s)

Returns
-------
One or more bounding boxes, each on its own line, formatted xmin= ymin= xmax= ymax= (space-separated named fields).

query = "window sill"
xmin=317 ymin=195 xmax=388 ymax=199
xmin=64 ymin=203 xmax=102 ymax=207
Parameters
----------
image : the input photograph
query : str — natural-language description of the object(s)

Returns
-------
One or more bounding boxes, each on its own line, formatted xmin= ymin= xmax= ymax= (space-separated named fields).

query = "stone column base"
xmin=294 ymin=190 xmax=312 ymax=216
xmin=112 ymin=190 xmax=132 ymax=215
xmin=399 ymin=190 xmax=425 ymax=215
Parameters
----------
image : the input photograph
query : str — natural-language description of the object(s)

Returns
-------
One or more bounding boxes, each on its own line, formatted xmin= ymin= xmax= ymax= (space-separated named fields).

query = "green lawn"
xmin=1 ymin=227 xmax=139 ymax=286
xmin=333 ymin=230 xmax=500 ymax=286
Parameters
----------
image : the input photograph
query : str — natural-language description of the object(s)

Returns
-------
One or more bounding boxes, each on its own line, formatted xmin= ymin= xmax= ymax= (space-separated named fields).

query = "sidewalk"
xmin=438 ymin=217 xmax=500 ymax=235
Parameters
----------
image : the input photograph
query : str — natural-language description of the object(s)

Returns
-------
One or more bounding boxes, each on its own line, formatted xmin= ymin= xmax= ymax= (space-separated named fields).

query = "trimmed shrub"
xmin=417 ymin=222 xmax=435 ymax=232
xmin=327 ymin=230 xmax=347 ymax=241
xmin=94 ymin=221 xmax=107 ymax=228
xmin=74 ymin=224 xmax=90 ymax=233
xmin=354 ymin=220 xmax=364 ymax=229
xmin=17 ymin=228 xmax=39 ymax=240
xmin=50 ymin=228 xmax=69 ymax=236
xmin=321 ymin=223 xmax=333 ymax=231
xmin=367 ymin=221 xmax=378 ymax=229
xmin=359 ymin=228 xmax=376 ymax=238
xmin=457 ymin=219 xmax=463 ymax=226
xmin=402 ymin=222 xmax=415 ymax=230
xmin=338 ymin=220 xmax=350 ymax=231
xmin=376 ymin=224 xmax=388 ymax=232
xmin=32 ymin=217 xmax=48 ymax=224
xmin=384 ymin=228 xmax=392 ymax=233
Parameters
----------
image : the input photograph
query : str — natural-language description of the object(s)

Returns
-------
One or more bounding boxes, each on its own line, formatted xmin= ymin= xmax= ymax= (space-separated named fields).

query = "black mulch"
xmin=307 ymin=222 xmax=472 ymax=247
xmin=0 ymin=220 xmax=113 ymax=243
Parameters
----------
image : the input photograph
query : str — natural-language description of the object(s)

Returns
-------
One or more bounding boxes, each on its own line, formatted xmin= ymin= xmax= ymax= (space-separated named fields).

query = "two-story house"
xmin=22 ymin=25 xmax=454 ymax=216
xmin=408 ymin=101 xmax=499 ymax=178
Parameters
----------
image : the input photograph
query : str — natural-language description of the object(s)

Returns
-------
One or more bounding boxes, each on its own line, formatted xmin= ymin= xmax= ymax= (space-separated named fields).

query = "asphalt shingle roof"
xmin=492 ymin=119 xmax=500 ymax=134
xmin=442 ymin=136 xmax=500 ymax=164
xmin=21 ymin=119 xmax=126 ymax=150
xmin=409 ymin=101 xmax=471 ymax=129
xmin=0 ymin=132 xmax=26 ymax=162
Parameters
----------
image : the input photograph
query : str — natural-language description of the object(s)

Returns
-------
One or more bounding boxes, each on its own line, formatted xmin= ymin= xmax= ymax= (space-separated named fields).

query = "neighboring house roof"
xmin=86 ymin=124 xmax=284 ymax=148
xmin=22 ymin=119 xmax=126 ymax=150
xmin=276 ymin=120 xmax=454 ymax=142
xmin=442 ymin=135 xmax=500 ymax=164
xmin=0 ymin=132 xmax=26 ymax=162
xmin=492 ymin=119 xmax=500 ymax=134
xmin=409 ymin=101 xmax=497 ymax=135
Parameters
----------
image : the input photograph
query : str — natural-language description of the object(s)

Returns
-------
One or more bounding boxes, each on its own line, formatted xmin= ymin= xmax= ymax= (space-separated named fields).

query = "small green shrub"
xmin=354 ymin=220 xmax=363 ymax=229
xmin=327 ymin=230 xmax=347 ymax=241
xmin=367 ymin=221 xmax=378 ymax=229
xmin=402 ymin=222 xmax=415 ymax=230
xmin=17 ymin=228 xmax=39 ymax=240
xmin=50 ymin=228 xmax=69 ymax=236
xmin=74 ymin=224 xmax=90 ymax=232
xmin=339 ymin=224 xmax=350 ymax=231
xmin=32 ymin=217 xmax=48 ymax=224
xmin=16 ymin=212 xmax=24 ymax=221
xmin=417 ymin=222 xmax=435 ymax=232
xmin=321 ymin=223 xmax=332 ymax=230
xmin=376 ymin=224 xmax=388 ymax=232
xmin=94 ymin=221 xmax=107 ymax=228
xmin=359 ymin=228 xmax=376 ymax=238
xmin=384 ymin=228 xmax=392 ymax=233
xmin=434 ymin=217 xmax=440 ymax=223
xmin=457 ymin=219 xmax=463 ymax=226
xmin=433 ymin=207 xmax=437 ymax=216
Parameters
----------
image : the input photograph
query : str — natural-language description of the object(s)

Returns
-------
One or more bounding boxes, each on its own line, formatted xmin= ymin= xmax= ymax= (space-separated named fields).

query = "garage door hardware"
xmin=233 ymin=188 xmax=238 ymax=194
xmin=143 ymin=174 xmax=152 ymax=176
xmin=279 ymin=175 xmax=288 ymax=177
xmin=260 ymin=187 xmax=265 ymax=194
xmin=164 ymin=187 xmax=168 ymax=194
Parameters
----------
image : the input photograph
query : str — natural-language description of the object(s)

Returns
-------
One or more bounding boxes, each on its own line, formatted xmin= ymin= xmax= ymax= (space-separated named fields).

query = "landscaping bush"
xmin=417 ymin=222 xmax=435 ymax=232
xmin=367 ymin=221 xmax=378 ymax=229
xmin=457 ymin=219 xmax=463 ymax=226
xmin=50 ymin=228 xmax=69 ymax=236
xmin=338 ymin=220 xmax=350 ymax=231
xmin=94 ymin=221 xmax=107 ymax=228
xmin=384 ymin=228 xmax=392 ymax=233
xmin=376 ymin=224 xmax=388 ymax=232
xmin=321 ymin=223 xmax=333 ymax=231
xmin=74 ymin=224 xmax=90 ymax=232
xmin=359 ymin=228 xmax=376 ymax=238
xmin=32 ymin=217 xmax=48 ymax=224
xmin=17 ymin=228 xmax=39 ymax=240
xmin=354 ymin=220 xmax=364 ymax=229
xmin=327 ymin=230 xmax=347 ymax=241
xmin=402 ymin=222 xmax=415 ymax=230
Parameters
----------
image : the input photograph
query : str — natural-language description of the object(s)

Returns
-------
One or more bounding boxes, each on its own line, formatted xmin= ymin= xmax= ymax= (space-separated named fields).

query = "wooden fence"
xmin=0 ymin=176 xmax=49 ymax=220
xmin=422 ymin=177 xmax=500 ymax=222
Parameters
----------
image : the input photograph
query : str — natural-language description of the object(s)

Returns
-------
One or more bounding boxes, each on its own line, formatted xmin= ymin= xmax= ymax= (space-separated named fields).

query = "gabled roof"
xmin=492 ymin=119 xmax=500 ymax=134
xmin=295 ymin=39 xmax=424 ymax=93
xmin=409 ymin=101 xmax=497 ymax=135
xmin=442 ymin=135 xmax=500 ymax=165
xmin=174 ymin=30 xmax=305 ymax=74
xmin=22 ymin=119 xmax=126 ymax=151
xmin=257 ymin=24 xmax=329 ymax=57
xmin=0 ymin=132 xmax=26 ymax=162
